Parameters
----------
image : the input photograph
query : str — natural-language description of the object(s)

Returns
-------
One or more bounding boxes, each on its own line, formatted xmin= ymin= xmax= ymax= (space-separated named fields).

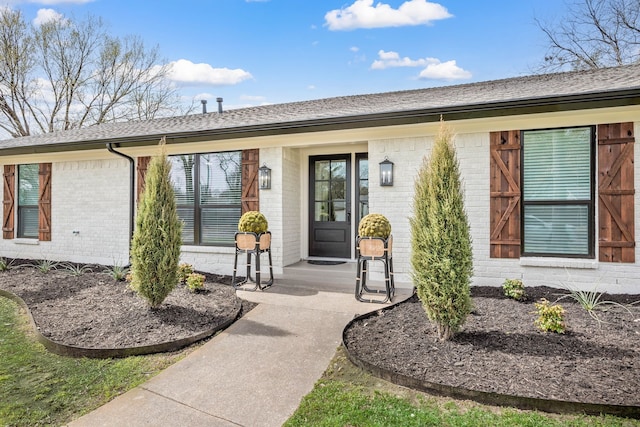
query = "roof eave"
xmin=1 ymin=88 xmax=639 ymax=157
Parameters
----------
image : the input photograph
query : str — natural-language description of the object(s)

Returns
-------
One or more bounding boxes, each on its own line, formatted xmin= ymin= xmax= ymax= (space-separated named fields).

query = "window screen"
xmin=522 ymin=127 xmax=593 ymax=257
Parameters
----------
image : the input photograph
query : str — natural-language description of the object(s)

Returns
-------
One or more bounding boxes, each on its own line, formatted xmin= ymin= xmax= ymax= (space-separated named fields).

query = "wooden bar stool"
xmin=355 ymin=235 xmax=394 ymax=303
xmin=232 ymin=231 xmax=274 ymax=291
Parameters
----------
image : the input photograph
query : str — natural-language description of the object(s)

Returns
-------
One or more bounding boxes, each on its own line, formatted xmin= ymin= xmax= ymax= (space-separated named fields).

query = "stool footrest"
xmin=355 ymin=250 xmax=394 ymax=304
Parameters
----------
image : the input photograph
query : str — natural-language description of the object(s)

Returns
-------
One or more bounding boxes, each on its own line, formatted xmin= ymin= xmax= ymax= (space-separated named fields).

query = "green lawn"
xmin=0 ymin=297 xmax=186 ymax=426
xmin=285 ymin=347 xmax=640 ymax=427
xmin=3 ymin=293 xmax=639 ymax=427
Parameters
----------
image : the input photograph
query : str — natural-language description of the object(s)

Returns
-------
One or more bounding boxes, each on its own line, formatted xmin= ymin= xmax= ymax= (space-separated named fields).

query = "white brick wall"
xmin=179 ymin=245 xmax=236 ymax=276
xmin=0 ymin=159 xmax=131 ymax=265
xmin=257 ymin=147 xmax=282 ymax=274
xmin=0 ymin=158 xmax=239 ymax=274
xmin=1 ymin=120 xmax=638 ymax=294
xmin=368 ymin=136 xmax=429 ymax=283
xmin=281 ymin=147 xmax=301 ymax=266
xmin=369 ymin=126 xmax=640 ymax=294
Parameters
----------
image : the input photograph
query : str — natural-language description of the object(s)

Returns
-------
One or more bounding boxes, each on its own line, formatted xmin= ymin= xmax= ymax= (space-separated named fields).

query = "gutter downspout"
xmin=106 ymin=143 xmax=135 ymax=257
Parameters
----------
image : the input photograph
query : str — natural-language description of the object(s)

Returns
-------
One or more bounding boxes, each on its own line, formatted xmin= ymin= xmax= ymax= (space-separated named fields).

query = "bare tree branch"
xmin=536 ymin=0 xmax=640 ymax=72
xmin=0 ymin=9 xmax=35 ymax=137
xmin=0 ymin=10 xmax=183 ymax=139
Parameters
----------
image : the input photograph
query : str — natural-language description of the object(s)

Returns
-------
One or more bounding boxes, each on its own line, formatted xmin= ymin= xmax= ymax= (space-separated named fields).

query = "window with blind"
xmin=169 ymin=151 xmax=242 ymax=246
xmin=522 ymin=127 xmax=594 ymax=257
xmin=17 ymin=164 xmax=39 ymax=238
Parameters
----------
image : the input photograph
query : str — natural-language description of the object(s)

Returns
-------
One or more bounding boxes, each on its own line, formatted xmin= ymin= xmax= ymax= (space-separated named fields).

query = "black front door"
xmin=309 ymin=155 xmax=351 ymax=258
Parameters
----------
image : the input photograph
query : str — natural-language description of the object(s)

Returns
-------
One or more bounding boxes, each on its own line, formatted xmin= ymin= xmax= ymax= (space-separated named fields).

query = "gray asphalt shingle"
xmin=1 ymin=63 xmax=639 ymax=151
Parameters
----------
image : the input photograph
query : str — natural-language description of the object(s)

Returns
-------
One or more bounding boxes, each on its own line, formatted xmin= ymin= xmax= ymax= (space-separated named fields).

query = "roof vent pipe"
xmin=217 ymin=97 xmax=223 ymax=114
xmin=201 ymin=100 xmax=207 ymax=114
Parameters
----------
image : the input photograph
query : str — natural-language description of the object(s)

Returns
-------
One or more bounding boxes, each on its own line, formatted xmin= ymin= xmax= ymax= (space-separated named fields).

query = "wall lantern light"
xmin=379 ymin=157 xmax=394 ymax=186
xmin=258 ymin=163 xmax=271 ymax=190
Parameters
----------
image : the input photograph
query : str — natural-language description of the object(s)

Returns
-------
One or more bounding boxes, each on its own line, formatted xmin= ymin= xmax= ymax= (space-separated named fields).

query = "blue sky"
xmin=5 ymin=0 xmax=569 ymax=111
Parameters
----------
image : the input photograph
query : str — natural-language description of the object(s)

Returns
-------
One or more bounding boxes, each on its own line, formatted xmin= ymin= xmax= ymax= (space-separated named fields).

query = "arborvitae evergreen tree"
xmin=130 ymin=139 xmax=182 ymax=308
xmin=410 ymin=121 xmax=473 ymax=340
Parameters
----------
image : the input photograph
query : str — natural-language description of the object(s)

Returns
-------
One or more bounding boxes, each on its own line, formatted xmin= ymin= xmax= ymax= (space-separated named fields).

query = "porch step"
xmin=273 ymin=260 xmax=404 ymax=295
xmin=276 ymin=261 xmax=357 ymax=294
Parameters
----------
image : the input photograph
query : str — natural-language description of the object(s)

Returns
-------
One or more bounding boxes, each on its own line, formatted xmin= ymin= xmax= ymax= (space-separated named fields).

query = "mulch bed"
xmin=4 ymin=260 xmax=640 ymax=410
xmin=344 ymin=286 xmax=640 ymax=407
xmin=0 ymin=263 xmax=244 ymax=350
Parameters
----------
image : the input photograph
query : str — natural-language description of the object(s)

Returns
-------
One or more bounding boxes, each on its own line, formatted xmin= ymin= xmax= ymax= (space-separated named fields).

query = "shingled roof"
xmin=1 ymin=63 xmax=639 ymax=154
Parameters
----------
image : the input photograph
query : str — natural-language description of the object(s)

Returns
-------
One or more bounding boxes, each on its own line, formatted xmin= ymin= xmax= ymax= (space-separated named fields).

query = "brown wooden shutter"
xmin=241 ymin=149 xmax=259 ymax=213
xmin=490 ymin=131 xmax=521 ymax=258
xmin=3 ymin=165 xmax=15 ymax=239
xmin=137 ymin=156 xmax=151 ymax=202
xmin=598 ymin=123 xmax=635 ymax=263
xmin=38 ymin=163 xmax=52 ymax=241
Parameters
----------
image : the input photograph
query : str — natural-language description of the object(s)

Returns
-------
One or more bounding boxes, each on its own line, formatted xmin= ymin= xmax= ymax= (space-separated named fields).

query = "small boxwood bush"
xmin=177 ymin=263 xmax=194 ymax=284
xmin=534 ymin=298 xmax=565 ymax=334
xmin=186 ymin=273 xmax=205 ymax=293
xmin=502 ymin=278 xmax=526 ymax=301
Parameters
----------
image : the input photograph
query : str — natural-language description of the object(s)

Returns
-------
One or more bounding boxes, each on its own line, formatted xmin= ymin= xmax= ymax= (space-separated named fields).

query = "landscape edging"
xmin=341 ymin=297 xmax=640 ymax=419
xmin=0 ymin=288 xmax=241 ymax=359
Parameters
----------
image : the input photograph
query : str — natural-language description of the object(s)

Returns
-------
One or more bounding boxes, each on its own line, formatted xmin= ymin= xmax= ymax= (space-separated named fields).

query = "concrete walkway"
xmin=68 ymin=282 xmax=411 ymax=427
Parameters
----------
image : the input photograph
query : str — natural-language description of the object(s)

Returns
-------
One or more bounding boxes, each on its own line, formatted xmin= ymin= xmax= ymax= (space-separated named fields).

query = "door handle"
xmin=347 ymin=211 xmax=351 ymax=222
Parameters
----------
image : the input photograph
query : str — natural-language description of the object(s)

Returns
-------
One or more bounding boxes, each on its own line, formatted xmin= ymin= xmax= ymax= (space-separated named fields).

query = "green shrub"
xmin=0 ymin=257 xmax=14 ymax=271
xmin=34 ymin=259 xmax=58 ymax=273
xmin=61 ymin=262 xmax=92 ymax=276
xmin=238 ymin=211 xmax=268 ymax=233
xmin=186 ymin=273 xmax=205 ymax=293
xmin=557 ymin=285 xmax=631 ymax=325
xmin=103 ymin=263 xmax=130 ymax=281
xmin=130 ymin=141 xmax=183 ymax=308
xmin=502 ymin=278 xmax=526 ymax=301
xmin=358 ymin=213 xmax=391 ymax=239
xmin=177 ymin=263 xmax=194 ymax=284
xmin=410 ymin=121 xmax=473 ymax=341
xmin=534 ymin=299 xmax=565 ymax=333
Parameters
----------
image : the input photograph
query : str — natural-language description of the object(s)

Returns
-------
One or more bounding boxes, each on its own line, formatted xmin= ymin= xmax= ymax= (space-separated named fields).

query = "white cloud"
xmin=34 ymin=77 xmax=57 ymax=104
xmin=32 ymin=77 xmax=85 ymax=114
xmin=371 ymin=50 xmax=471 ymax=80
xmin=33 ymin=8 xmax=65 ymax=26
xmin=193 ymin=92 xmax=216 ymax=101
xmin=165 ymin=59 xmax=253 ymax=86
xmin=418 ymin=59 xmax=472 ymax=80
xmin=371 ymin=50 xmax=434 ymax=69
xmin=349 ymin=47 xmax=366 ymax=65
xmin=325 ymin=0 xmax=452 ymax=31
